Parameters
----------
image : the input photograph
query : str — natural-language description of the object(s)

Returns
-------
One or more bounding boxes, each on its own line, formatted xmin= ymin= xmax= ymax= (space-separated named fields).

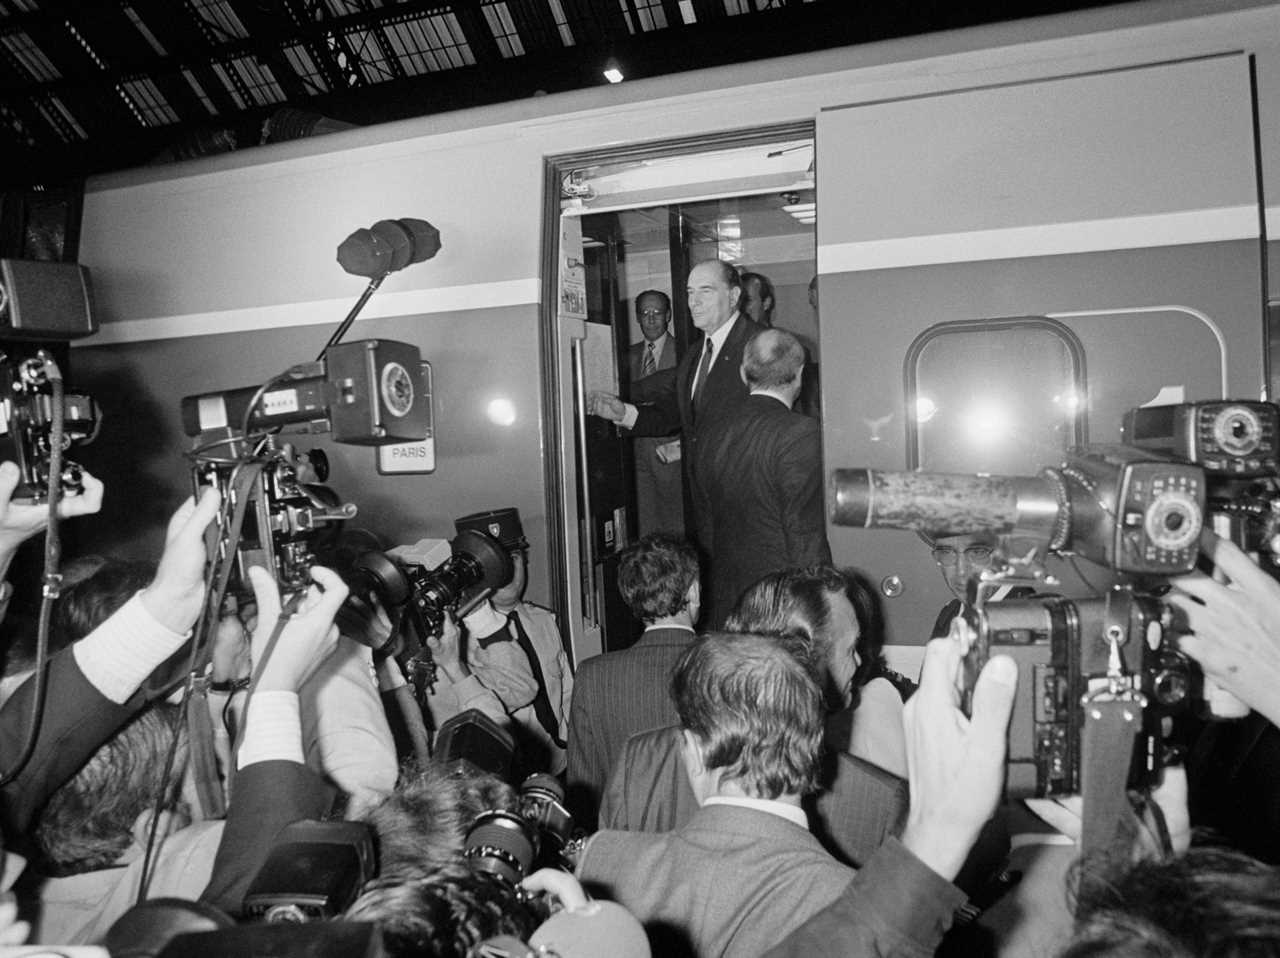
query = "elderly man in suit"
xmin=627 ymin=289 xmax=684 ymax=536
xmin=587 ymin=260 xmax=765 ymax=552
xmin=696 ymin=327 xmax=830 ymax=628
xmin=566 ymin=532 xmax=700 ymax=827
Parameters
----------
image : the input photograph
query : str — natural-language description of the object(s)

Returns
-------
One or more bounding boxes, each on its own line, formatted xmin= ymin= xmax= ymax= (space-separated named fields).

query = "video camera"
xmin=1123 ymin=399 xmax=1280 ymax=559
xmin=832 ymin=442 xmax=1207 ymax=795
xmin=0 ymin=259 xmax=100 ymax=503
xmin=182 ymin=339 xmax=430 ymax=602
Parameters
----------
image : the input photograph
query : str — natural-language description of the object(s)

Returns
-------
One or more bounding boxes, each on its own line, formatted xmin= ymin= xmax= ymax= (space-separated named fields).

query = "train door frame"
xmin=539 ymin=120 xmax=815 ymax=663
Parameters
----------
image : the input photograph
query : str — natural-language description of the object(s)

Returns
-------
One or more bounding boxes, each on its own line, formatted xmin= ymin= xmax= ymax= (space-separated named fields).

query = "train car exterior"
xmin=68 ymin=0 xmax=1280 ymax=667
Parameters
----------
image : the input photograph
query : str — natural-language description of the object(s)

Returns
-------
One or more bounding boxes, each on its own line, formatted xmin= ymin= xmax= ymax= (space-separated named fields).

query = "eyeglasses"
xmin=638 ymin=308 xmax=668 ymax=318
xmin=931 ymin=545 xmax=994 ymax=564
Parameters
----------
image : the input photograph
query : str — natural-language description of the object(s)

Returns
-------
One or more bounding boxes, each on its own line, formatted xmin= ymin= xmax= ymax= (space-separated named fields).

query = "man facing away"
xmin=587 ymin=260 xmax=765 ymax=552
xmin=566 ymin=532 xmax=700 ymax=827
xmin=696 ymin=327 xmax=831 ymax=628
xmin=576 ymin=632 xmax=857 ymax=957
xmin=627 ymin=290 xmax=684 ymax=537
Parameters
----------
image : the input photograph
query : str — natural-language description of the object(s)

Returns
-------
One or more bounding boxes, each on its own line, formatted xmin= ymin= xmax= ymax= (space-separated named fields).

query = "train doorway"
xmin=542 ymin=126 xmax=816 ymax=661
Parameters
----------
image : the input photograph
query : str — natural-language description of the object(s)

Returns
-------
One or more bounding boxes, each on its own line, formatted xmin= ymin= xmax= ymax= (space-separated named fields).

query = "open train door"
xmin=814 ymin=53 xmax=1265 ymax=693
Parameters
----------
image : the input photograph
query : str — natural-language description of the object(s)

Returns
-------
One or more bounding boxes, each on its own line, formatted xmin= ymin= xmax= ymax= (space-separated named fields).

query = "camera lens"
xmin=1212 ymin=404 xmax=1263 ymax=457
xmin=1143 ymin=488 xmax=1201 ymax=553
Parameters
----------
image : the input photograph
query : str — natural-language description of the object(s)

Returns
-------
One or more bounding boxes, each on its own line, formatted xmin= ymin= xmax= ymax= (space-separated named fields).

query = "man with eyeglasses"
xmin=626 ymin=290 xmax=684 ymax=537
xmin=925 ymin=531 xmax=1032 ymax=638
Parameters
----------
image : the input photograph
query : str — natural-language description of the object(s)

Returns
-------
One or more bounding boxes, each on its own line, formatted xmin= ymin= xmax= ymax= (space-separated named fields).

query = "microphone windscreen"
xmin=397 ymin=218 xmax=441 ymax=264
xmin=370 ymin=219 xmax=414 ymax=272
xmin=530 ymin=901 xmax=650 ymax=958
xmin=336 ymin=227 xmax=392 ymax=278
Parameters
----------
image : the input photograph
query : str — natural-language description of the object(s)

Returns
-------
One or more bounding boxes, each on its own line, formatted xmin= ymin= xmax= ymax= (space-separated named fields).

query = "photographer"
xmin=427 ymin=509 xmax=572 ymax=779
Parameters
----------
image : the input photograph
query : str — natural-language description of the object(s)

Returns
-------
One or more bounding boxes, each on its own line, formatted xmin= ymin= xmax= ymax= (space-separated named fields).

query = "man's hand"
xmin=1167 ymin=530 xmax=1280 ymax=728
xmin=211 ymin=598 xmax=251 ymax=684
xmin=901 ymin=622 xmax=1017 ymax=881
xmin=0 ymin=460 xmax=104 ymax=552
xmin=586 ymin=391 xmax=625 ymax=423
xmin=426 ymin=610 xmax=470 ymax=683
xmin=247 ymin=565 xmax=347 ymax=693
xmin=139 ymin=487 xmax=222 ymax=634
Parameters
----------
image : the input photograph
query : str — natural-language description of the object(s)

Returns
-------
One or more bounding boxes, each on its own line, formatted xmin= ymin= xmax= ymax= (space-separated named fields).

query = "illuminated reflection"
xmin=964 ymin=400 xmax=1013 ymax=445
xmin=915 ymin=396 xmax=938 ymax=423
xmin=486 ymin=397 xmax=517 ymax=426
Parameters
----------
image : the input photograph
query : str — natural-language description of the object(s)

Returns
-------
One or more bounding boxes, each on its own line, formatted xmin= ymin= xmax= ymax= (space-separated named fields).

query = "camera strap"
xmin=186 ymin=459 xmax=271 ymax=820
xmin=505 ymin=610 xmax=567 ymax=749
xmin=1080 ymin=694 xmax=1144 ymax=856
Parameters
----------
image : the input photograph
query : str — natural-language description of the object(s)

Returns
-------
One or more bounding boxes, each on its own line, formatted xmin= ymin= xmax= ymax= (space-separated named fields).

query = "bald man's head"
xmin=743 ymin=328 xmax=806 ymax=392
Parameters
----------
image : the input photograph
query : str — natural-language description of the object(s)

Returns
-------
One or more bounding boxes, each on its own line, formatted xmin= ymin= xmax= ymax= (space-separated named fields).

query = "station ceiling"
xmin=1 ymin=0 xmax=1129 ymax=190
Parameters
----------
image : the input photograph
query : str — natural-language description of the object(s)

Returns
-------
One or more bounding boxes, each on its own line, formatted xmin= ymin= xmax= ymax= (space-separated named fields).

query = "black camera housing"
xmin=963 ymin=590 xmax=1195 ymax=796
xmin=242 ymin=820 xmax=377 ymax=923
xmin=0 ymin=349 xmax=99 ymax=502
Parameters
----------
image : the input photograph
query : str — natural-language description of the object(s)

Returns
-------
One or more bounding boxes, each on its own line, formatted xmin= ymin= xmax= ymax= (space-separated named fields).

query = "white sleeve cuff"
xmin=237 ymin=690 xmax=304 ymax=769
xmin=72 ymin=593 xmax=191 ymax=704
xmin=620 ymin=404 xmax=639 ymax=430
xmin=463 ymin=601 xmax=508 ymax=638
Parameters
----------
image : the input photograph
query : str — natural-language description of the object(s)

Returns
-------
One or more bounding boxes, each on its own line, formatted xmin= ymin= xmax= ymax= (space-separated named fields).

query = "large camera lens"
xmin=464 ymin=810 xmax=536 ymax=885
xmin=1212 ymin=404 xmax=1264 ymax=457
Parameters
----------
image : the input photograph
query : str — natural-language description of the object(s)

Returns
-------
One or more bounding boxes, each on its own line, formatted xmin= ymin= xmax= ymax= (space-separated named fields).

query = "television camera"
xmin=182 ymin=338 xmax=430 ymax=604
xmin=832 ymin=442 xmax=1209 ymax=796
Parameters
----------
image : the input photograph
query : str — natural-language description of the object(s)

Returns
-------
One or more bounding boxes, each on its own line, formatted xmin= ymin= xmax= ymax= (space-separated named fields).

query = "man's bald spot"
xmin=743 ymin=328 xmax=805 ymax=390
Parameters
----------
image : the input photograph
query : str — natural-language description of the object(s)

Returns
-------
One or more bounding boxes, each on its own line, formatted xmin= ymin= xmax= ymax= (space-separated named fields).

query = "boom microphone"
xmin=336 ymin=217 xmax=441 ymax=278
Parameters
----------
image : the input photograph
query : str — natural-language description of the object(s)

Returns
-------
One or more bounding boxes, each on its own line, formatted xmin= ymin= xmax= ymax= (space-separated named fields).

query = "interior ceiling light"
xmin=603 ymin=57 xmax=624 ymax=83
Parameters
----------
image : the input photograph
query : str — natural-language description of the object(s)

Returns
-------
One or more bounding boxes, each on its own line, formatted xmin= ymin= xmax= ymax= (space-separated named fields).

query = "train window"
xmin=905 ymin=316 xmax=1087 ymax=475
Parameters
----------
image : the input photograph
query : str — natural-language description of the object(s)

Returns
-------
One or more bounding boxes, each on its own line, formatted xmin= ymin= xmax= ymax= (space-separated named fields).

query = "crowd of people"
xmin=2 ymin=259 xmax=1280 ymax=956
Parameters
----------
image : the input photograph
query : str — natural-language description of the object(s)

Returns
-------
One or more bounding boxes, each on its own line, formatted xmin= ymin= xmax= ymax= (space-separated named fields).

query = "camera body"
xmin=242 ymin=820 xmax=377 ymax=923
xmin=193 ymin=443 xmax=354 ymax=599
xmin=831 ymin=443 xmax=1210 ymax=797
xmin=1124 ymin=400 xmax=1280 ymax=558
xmin=348 ymin=530 xmax=513 ymax=641
xmin=0 ymin=349 xmax=100 ymax=503
xmin=963 ymin=589 xmax=1193 ymax=796
xmin=464 ymin=774 xmax=575 ymax=885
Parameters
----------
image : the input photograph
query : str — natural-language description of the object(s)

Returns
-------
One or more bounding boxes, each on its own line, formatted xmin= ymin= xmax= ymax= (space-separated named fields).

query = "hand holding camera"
xmin=246 ymin=564 xmax=348 ymax=693
xmin=1168 ymin=531 xmax=1280 ymax=729
xmin=901 ymin=626 xmax=1018 ymax=881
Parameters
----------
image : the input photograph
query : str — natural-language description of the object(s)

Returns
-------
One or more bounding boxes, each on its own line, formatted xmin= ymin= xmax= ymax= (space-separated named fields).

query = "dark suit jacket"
xmin=565 ymin=625 xmax=695 ymax=828
xmin=599 ymin=724 xmax=908 ymax=869
xmin=0 ymin=649 xmax=136 ymax=839
xmin=201 ymin=761 xmax=334 ymax=917
xmin=696 ymin=393 xmax=831 ymax=627
xmin=578 ymin=802 xmax=856 ymax=957
xmin=628 ymin=313 xmax=765 ymax=547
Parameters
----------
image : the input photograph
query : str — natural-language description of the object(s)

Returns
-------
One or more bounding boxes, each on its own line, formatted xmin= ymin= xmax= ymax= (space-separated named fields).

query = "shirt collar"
xmin=702 ymin=312 xmax=740 ymax=359
xmin=749 ymin=386 xmax=792 ymax=407
xmin=703 ymin=794 xmax=808 ymax=829
xmin=643 ymin=332 xmax=668 ymax=355
xmin=643 ymin=622 xmax=695 ymax=634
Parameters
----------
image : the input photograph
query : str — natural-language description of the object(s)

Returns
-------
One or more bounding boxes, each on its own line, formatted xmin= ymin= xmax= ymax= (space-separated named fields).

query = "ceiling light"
xmin=603 ymin=58 xmax=624 ymax=83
